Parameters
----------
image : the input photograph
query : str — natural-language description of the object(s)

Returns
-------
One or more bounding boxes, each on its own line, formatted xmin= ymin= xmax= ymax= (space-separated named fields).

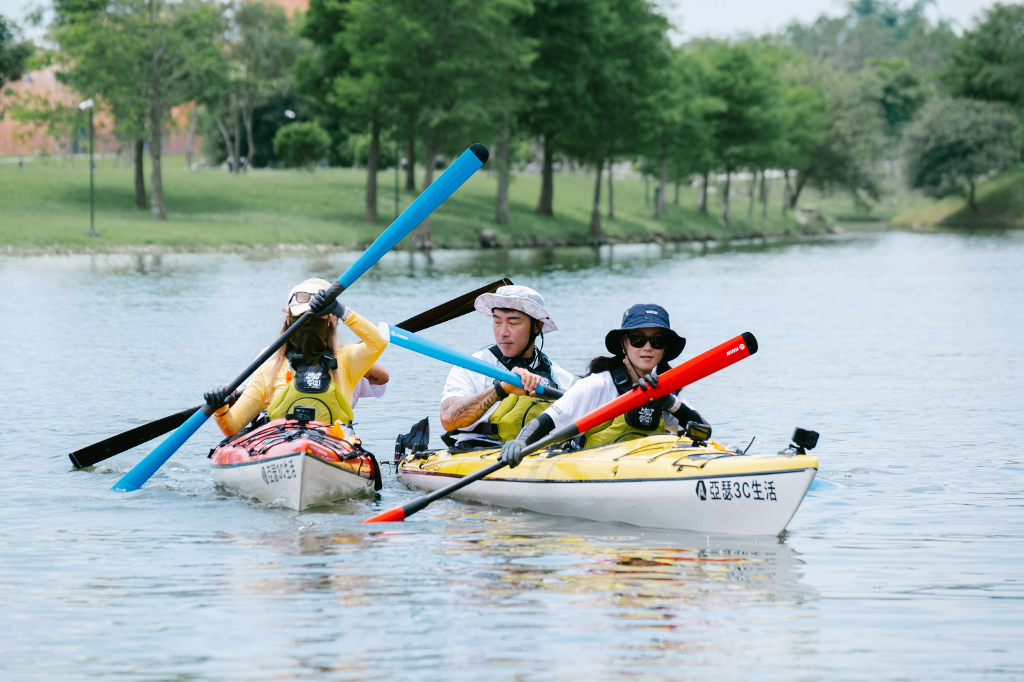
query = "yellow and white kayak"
xmin=398 ymin=435 xmax=816 ymax=535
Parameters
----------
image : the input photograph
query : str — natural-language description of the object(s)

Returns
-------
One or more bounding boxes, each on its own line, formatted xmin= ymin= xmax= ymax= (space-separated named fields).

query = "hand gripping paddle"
xmin=112 ymin=144 xmax=488 ymax=492
xmin=363 ymin=332 xmax=757 ymax=523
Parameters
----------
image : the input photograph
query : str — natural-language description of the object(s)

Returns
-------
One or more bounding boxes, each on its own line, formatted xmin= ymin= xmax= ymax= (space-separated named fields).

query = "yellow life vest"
xmin=581 ymin=363 xmax=666 ymax=447
xmin=267 ymin=352 xmax=354 ymax=425
xmin=489 ymin=395 xmax=555 ymax=443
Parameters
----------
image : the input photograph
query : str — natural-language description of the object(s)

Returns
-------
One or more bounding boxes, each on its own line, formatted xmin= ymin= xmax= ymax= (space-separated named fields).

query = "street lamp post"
xmin=79 ymin=99 xmax=98 ymax=237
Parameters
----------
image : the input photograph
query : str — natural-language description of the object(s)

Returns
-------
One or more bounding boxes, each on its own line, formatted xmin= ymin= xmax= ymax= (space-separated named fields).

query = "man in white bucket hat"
xmin=439 ymin=285 xmax=575 ymax=450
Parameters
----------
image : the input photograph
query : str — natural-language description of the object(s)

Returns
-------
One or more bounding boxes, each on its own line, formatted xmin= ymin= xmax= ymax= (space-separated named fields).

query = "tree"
xmin=518 ymin=0 xmax=602 ymax=217
xmin=788 ymin=68 xmax=885 ymax=210
xmin=0 ymin=14 xmax=32 ymax=93
xmin=564 ymin=0 xmax=670 ymax=239
xmin=232 ymin=0 xmax=300 ymax=170
xmin=904 ymin=98 xmax=1018 ymax=214
xmin=945 ymin=4 xmax=1024 ymax=111
xmin=700 ymin=42 xmax=782 ymax=224
xmin=870 ymin=56 xmax=927 ymax=140
xmin=273 ymin=120 xmax=331 ymax=169
xmin=51 ymin=0 xmax=224 ymax=219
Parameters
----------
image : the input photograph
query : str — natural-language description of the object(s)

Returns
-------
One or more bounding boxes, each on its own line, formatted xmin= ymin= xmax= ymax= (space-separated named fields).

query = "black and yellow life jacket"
xmin=267 ymin=351 xmax=354 ymax=425
xmin=582 ymin=362 xmax=666 ymax=448
xmin=443 ymin=345 xmax=563 ymax=447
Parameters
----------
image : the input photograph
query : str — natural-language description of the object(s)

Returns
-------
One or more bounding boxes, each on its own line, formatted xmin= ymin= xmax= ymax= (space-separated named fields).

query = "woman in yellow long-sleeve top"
xmin=205 ymin=278 xmax=387 ymax=436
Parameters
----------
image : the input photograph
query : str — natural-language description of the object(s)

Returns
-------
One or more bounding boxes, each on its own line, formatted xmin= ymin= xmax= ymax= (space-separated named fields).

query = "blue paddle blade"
xmin=111 ymin=408 xmax=211 ymax=491
xmin=338 ymin=144 xmax=487 ymax=289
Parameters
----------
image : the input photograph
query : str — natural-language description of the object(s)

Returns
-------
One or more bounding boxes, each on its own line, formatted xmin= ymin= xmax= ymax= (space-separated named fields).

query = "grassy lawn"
xmin=890 ymin=165 xmax=1024 ymax=229
xmin=1 ymin=155 xmax=834 ymax=250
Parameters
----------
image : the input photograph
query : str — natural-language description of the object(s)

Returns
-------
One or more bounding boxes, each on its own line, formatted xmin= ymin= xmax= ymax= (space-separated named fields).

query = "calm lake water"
xmin=1 ymin=231 xmax=1021 ymax=680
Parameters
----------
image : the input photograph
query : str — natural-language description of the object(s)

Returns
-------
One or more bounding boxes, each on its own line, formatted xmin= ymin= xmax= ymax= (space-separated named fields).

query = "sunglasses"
xmin=290 ymin=292 xmax=315 ymax=305
xmin=626 ymin=333 xmax=668 ymax=350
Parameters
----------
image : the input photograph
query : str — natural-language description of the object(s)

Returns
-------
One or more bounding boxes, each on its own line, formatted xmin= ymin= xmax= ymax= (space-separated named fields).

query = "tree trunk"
xmin=133 ymin=138 xmax=147 ymax=209
xmin=790 ymin=171 xmax=808 ymax=210
xmin=416 ymin=135 xmax=435 ymax=248
xmin=782 ymin=170 xmax=792 ymax=216
xmin=536 ymin=135 xmax=554 ymax=216
xmin=589 ymin=158 xmax=603 ymax=241
xmin=404 ymin=129 xmax=415 ymax=191
xmin=674 ymin=179 xmax=680 ymax=205
xmin=760 ymin=171 xmax=769 ymax=219
xmin=215 ymin=114 xmax=234 ymax=173
xmin=494 ymin=111 xmax=511 ymax=225
xmin=722 ymin=172 xmax=731 ymax=225
xmin=243 ymin=104 xmax=256 ymax=170
xmin=747 ymin=171 xmax=756 ymax=221
xmin=365 ymin=116 xmax=379 ymax=223
xmin=655 ymin=150 xmax=667 ymax=219
xmin=968 ymin=180 xmax=978 ymax=214
xmin=149 ymin=106 xmax=166 ymax=220
xmin=231 ymin=110 xmax=242 ymax=173
xmin=607 ymin=161 xmax=615 ymax=219
xmin=699 ymin=170 xmax=709 ymax=215
xmin=185 ymin=106 xmax=198 ymax=171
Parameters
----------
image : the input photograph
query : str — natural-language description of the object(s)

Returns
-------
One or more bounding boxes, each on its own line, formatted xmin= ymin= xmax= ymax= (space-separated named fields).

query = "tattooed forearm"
xmin=440 ymin=388 xmax=500 ymax=431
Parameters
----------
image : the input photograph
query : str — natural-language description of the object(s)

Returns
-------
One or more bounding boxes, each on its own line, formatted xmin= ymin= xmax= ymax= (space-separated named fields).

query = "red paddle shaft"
xmin=363 ymin=332 xmax=758 ymax=523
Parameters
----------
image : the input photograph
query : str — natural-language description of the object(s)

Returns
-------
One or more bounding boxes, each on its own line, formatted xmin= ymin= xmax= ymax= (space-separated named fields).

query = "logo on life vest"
xmin=304 ymin=369 xmax=322 ymax=389
xmin=637 ymin=405 xmax=656 ymax=426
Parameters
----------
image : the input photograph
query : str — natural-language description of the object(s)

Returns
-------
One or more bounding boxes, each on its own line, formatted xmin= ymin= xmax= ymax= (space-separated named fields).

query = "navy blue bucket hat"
xmin=604 ymin=304 xmax=686 ymax=362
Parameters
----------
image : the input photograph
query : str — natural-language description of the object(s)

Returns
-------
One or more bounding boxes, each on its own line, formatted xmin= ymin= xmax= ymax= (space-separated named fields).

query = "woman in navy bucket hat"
xmin=498 ymin=304 xmax=708 ymax=468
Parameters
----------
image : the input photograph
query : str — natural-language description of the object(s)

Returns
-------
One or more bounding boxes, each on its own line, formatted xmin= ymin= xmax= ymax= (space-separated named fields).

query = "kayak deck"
xmin=398 ymin=435 xmax=817 ymax=535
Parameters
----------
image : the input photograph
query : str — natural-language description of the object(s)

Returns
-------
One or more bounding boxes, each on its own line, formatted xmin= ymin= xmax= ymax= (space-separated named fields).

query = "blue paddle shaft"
xmin=338 ymin=146 xmax=487 ymax=289
xmin=112 ymin=144 xmax=488 ymax=492
xmin=383 ymin=324 xmax=562 ymax=398
xmin=111 ymin=408 xmax=211 ymax=492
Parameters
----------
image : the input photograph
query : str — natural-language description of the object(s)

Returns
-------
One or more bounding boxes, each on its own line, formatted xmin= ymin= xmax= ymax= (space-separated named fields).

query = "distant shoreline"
xmin=1 ymin=224 xmax=862 ymax=257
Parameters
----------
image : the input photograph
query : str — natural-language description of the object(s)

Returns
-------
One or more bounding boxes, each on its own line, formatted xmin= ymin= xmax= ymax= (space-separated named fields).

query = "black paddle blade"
xmin=68 ymin=405 xmax=201 ymax=469
xmin=397 ymin=278 xmax=512 ymax=333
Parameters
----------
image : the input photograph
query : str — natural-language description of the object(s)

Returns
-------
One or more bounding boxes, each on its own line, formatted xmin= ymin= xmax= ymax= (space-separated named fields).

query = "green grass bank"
xmin=1 ymin=155 xmax=878 ymax=252
xmin=890 ymin=166 xmax=1024 ymax=229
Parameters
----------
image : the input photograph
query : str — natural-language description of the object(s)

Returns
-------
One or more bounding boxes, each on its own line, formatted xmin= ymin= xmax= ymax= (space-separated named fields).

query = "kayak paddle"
xmin=111 ymin=143 xmax=488 ymax=492
xmin=378 ymin=323 xmax=565 ymax=399
xmin=363 ymin=332 xmax=757 ymax=523
xmin=68 ymin=275 xmax=511 ymax=470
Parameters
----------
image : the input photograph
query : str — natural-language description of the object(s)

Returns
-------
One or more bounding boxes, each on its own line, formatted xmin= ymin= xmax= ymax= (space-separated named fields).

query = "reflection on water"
xmin=1 ymin=231 xmax=1023 ymax=679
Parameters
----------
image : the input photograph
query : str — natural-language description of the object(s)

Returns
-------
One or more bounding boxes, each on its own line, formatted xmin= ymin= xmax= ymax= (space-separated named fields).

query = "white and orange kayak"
xmin=210 ymin=418 xmax=381 ymax=510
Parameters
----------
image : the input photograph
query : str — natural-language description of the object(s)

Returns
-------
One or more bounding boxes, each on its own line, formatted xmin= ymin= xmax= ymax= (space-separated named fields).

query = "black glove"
xmin=204 ymin=385 xmax=239 ymax=410
xmin=499 ymin=439 xmax=526 ymax=469
xmin=309 ymin=288 xmax=346 ymax=318
xmin=637 ymin=368 xmax=659 ymax=392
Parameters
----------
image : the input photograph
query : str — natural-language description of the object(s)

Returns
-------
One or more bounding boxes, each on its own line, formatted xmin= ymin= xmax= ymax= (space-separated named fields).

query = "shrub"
xmin=273 ymin=122 xmax=331 ymax=170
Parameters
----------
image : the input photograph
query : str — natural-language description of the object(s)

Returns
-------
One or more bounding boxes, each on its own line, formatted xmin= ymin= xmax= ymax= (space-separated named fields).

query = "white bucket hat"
xmin=474 ymin=285 xmax=557 ymax=333
xmin=282 ymin=277 xmax=332 ymax=317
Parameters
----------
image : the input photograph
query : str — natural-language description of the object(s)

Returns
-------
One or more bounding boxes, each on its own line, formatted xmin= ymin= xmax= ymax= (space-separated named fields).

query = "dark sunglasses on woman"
xmin=626 ymin=333 xmax=668 ymax=350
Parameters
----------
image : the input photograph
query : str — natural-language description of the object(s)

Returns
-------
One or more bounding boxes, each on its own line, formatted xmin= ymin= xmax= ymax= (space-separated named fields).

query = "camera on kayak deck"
xmin=289 ymin=406 xmax=317 ymax=424
xmin=684 ymin=421 xmax=712 ymax=446
xmin=780 ymin=427 xmax=819 ymax=456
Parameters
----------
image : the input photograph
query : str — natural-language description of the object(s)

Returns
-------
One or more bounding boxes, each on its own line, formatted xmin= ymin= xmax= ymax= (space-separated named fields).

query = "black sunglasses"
xmin=626 ymin=333 xmax=668 ymax=350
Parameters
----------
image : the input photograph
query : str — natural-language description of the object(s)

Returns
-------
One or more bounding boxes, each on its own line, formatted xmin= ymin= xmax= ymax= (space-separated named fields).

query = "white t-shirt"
xmin=350 ymin=377 xmax=386 ymax=408
xmin=440 ymin=347 xmax=576 ymax=447
xmin=545 ymin=370 xmax=692 ymax=434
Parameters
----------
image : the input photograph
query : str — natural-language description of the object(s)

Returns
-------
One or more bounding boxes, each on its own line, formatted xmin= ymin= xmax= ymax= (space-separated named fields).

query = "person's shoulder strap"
xmin=609 ymin=361 xmax=632 ymax=395
xmin=488 ymin=344 xmax=510 ymax=367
